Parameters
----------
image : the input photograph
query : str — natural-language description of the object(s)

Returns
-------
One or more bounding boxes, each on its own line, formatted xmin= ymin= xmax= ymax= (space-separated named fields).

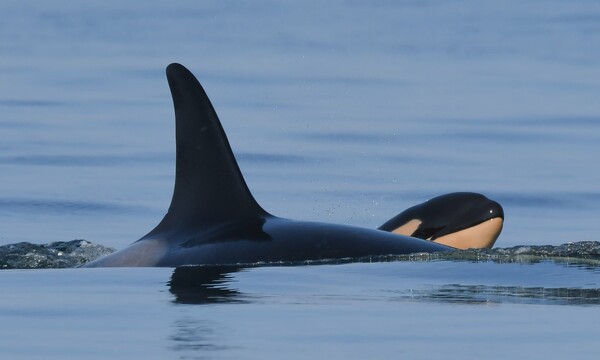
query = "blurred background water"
xmin=0 ymin=1 xmax=599 ymax=359
xmin=1 ymin=0 xmax=599 ymax=248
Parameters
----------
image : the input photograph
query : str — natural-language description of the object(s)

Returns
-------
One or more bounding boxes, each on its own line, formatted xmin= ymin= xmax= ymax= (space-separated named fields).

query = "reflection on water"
xmin=397 ymin=285 xmax=600 ymax=306
xmin=169 ymin=319 xmax=233 ymax=355
xmin=169 ymin=258 xmax=600 ymax=307
xmin=169 ymin=266 xmax=244 ymax=304
xmin=168 ymin=267 xmax=245 ymax=357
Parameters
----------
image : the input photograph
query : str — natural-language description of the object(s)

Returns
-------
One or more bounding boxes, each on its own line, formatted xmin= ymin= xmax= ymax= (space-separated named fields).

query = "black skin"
xmin=379 ymin=192 xmax=504 ymax=240
xmin=83 ymin=64 xmax=501 ymax=268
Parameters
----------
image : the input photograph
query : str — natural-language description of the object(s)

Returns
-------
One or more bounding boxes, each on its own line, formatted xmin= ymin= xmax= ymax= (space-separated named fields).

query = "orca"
xmin=83 ymin=63 xmax=503 ymax=267
xmin=379 ymin=192 xmax=503 ymax=250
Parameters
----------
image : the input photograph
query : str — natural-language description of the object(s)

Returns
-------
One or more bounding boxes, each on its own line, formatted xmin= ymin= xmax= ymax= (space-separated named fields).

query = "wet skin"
xmin=83 ymin=64 xmax=503 ymax=267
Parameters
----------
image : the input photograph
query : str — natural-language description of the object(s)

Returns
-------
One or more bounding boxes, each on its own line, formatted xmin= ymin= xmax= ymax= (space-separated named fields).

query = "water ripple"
xmin=236 ymin=152 xmax=312 ymax=165
xmin=0 ymin=153 xmax=170 ymax=167
xmin=0 ymin=99 xmax=67 ymax=107
xmin=396 ymin=284 xmax=600 ymax=306
xmin=0 ymin=197 xmax=149 ymax=215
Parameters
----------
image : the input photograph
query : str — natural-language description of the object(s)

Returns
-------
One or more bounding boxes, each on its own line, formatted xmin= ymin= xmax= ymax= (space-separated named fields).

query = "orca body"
xmin=84 ymin=64 xmax=499 ymax=267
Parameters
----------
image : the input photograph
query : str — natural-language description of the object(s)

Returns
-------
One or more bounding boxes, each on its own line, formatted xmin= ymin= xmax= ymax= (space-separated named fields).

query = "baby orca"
xmin=83 ymin=64 xmax=502 ymax=267
xmin=379 ymin=192 xmax=504 ymax=249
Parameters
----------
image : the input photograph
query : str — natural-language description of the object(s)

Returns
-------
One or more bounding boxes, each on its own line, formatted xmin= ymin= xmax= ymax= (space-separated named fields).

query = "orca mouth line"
xmin=430 ymin=217 xmax=504 ymax=250
xmin=82 ymin=64 xmax=504 ymax=268
xmin=427 ymin=212 xmax=504 ymax=241
xmin=380 ymin=192 xmax=504 ymax=249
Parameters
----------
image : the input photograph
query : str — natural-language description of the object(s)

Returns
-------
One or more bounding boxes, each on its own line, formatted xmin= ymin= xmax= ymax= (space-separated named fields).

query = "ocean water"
xmin=1 ymin=1 xmax=599 ymax=358
xmin=0 ymin=261 xmax=599 ymax=360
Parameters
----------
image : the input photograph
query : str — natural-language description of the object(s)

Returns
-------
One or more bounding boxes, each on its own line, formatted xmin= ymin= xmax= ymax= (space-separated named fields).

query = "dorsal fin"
xmin=148 ymin=63 xmax=268 ymax=234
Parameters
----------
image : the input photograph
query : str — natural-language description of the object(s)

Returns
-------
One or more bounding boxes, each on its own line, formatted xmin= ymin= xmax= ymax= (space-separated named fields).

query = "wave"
xmin=1 ymin=240 xmax=599 ymax=270
xmin=395 ymin=284 xmax=600 ymax=306
xmin=0 ymin=240 xmax=115 ymax=269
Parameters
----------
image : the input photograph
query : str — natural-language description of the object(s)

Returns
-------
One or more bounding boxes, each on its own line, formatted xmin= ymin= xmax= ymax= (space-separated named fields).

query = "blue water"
xmin=1 ymin=1 xmax=600 ymax=358
xmin=1 ymin=261 xmax=598 ymax=360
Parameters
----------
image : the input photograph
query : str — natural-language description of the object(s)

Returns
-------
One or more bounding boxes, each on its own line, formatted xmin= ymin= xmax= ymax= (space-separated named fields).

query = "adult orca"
xmin=83 ymin=64 xmax=503 ymax=267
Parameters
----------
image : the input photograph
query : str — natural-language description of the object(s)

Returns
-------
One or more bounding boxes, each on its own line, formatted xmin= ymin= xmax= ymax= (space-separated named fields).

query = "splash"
xmin=0 ymin=240 xmax=115 ymax=269
xmin=395 ymin=241 xmax=600 ymax=264
xmin=1 ymin=240 xmax=599 ymax=269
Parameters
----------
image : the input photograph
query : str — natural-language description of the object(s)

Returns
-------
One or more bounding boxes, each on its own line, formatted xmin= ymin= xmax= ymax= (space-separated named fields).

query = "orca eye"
xmin=378 ymin=192 xmax=504 ymax=242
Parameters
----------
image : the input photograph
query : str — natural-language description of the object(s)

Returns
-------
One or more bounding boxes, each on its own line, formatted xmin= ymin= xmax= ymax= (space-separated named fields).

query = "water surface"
xmin=1 ymin=0 xmax=599 ymax=248
xmin=1 ymin=260 xmax=599 ymax=360
xmin=1 ymin=1 xmax=599 ymax=358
